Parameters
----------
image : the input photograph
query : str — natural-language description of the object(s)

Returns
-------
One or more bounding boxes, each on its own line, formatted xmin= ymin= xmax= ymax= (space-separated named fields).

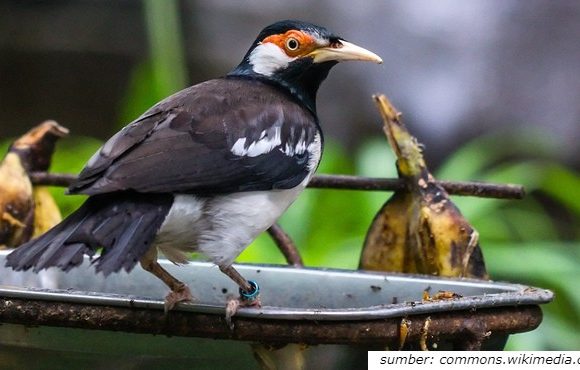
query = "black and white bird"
xmin=6 ymin=20 xmax=382 ymax=311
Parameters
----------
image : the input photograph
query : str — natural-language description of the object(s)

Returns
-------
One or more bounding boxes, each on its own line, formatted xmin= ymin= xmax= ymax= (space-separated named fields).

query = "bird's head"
xmin=228 ymin=20 xmax=382 ymax=113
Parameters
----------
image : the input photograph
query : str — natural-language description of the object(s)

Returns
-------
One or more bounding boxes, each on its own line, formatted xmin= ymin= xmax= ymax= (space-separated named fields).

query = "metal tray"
xmin=0 ymin=250 xmax=553 ymax=368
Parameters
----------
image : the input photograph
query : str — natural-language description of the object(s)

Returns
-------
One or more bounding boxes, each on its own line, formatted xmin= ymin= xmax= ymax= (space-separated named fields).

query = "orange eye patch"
xmin=261 ymin=30 xmax=318 ymax=58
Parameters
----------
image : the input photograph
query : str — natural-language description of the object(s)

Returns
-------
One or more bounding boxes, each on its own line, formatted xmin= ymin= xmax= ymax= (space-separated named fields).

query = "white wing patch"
xmin=282 ymin=130 xmax=307 ymax=156
xmin=306 ymin=132 xmax=322 ymax=171
xmin=231 ymin=128 xmax=322 ymax=174
xmin=230 ymin=127 xmax=282 ymax=157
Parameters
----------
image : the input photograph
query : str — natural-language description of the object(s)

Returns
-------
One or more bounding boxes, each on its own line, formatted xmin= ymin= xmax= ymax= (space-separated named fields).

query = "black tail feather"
xmin=57 ymin=243 xmax=92 ymax=272
xmin=33 ymin=213 xmax=90 ymax=272
xmin=95 ymin=212 xmax=167 ymax=275
xmin=5 ymin=211 xmax=87 ymax=272
xmin=6 ymin=193 xmax=173 ymax=276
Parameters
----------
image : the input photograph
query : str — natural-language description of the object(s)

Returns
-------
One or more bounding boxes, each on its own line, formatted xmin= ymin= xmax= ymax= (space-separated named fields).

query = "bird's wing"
xmin=69 ymin=79 xmax=320 ymax=195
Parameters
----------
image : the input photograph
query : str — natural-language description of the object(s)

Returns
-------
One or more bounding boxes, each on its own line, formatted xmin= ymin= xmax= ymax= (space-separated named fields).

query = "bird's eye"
xmin=285 ymin=37 xmax=300 ymax=51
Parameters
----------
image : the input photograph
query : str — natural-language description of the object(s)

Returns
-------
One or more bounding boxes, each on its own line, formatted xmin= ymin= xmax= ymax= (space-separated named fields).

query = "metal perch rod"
xmin=28 ymin=171 xmax=524 ymax=267
xmin=30 ymin=172 xmax=525 ymax=199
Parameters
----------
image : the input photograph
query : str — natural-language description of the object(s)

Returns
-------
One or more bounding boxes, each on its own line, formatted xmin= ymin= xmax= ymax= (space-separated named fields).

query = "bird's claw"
xmin=164 ymin=284 xmax=194 ymax=313
xmin=225 ymin=298 xmax=241 ymax=330
xmin=225 ymin=282 xmax=262 ymax=330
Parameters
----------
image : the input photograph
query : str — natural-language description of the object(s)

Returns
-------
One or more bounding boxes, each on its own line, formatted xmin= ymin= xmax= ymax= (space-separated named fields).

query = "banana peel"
xmin=360 ymin=95 xmax=488 ymax=279
xmin=32 ymin=186 xmax=63 ymax=238
xmin=0 ymin=121 xmax=68 ymax=248
xmin=0 ymin=152 xmax=34 ymax=247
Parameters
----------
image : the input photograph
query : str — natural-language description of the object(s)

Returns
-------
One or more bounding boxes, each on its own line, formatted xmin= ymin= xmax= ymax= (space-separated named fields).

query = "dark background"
xmin=1 ymin=0 xmax=578 ymax=168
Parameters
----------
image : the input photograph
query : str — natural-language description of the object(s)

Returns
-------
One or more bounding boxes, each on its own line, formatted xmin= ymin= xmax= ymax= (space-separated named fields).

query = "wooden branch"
xmin=309 ymin=174 xmax=525 ymax=199
xmin=29 ymin=172 xmax=76 ymax=187
xmin=267 ymin=223 xmax=303 ymax=267
xmin=308 ymin=174 xmax=404 ymax=191
xmin=30 ymin=172 xmax=525 ymax=200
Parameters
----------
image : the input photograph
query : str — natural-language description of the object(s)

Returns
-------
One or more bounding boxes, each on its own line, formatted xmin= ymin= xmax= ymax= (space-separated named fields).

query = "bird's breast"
xmin=155 ymin=177 xmax=312 ymax=266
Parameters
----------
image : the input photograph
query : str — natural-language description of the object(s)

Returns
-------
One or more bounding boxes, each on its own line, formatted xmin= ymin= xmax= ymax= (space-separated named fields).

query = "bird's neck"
xmin=227 ymin=60 xmax=337 ymax=116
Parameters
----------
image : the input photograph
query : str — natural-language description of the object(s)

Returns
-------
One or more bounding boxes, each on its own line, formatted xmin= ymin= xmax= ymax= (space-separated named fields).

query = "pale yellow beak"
xmin=310 ymin=40 xmax=383 ymax=64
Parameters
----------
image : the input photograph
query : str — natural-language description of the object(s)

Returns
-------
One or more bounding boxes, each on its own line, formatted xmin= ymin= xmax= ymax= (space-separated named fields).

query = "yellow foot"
xmin=164 ymin=285 xmax=194 ymax=313
xmin=225 ymin=295 xmax=261 ymax=330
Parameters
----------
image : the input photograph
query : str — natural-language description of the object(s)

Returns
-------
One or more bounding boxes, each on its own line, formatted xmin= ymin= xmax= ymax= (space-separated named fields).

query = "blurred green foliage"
xmin=1 ymin=4 xmax=578 ymax=351
xmin=120 ymin=0 xmax=188 ymax=125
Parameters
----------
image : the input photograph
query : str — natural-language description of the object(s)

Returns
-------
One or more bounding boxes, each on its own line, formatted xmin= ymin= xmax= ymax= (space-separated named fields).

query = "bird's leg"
xmin=219 ymin=264 xmax=261 ymax=329
xmin=219 ymin=264 xmax=253 ymax=292
xmin=139 ymin=248 xmax=193 ymax=312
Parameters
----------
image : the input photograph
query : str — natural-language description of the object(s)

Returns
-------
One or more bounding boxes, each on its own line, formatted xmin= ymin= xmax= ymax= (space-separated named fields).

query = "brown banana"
xmin=360 ymin=95 xmax=488 ymax=279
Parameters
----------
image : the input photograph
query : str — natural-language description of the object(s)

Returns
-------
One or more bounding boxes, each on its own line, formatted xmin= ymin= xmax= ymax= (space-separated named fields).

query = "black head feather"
xmin=228 ymin=20 xmax=343 ymax=115
xmin=252 ymin=19 xmax=339 ymax=50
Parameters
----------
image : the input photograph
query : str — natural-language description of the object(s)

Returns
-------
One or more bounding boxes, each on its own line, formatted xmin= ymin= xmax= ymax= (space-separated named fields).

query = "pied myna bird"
xmin=6 ymin=20 xmax=382 ymax=312
xmin=0 ymin=121 xmax=69 ymax=248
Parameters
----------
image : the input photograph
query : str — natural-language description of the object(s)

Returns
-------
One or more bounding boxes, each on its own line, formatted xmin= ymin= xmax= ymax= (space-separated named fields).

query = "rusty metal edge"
xmin=0 ymin=283 xmax=553 ymax=321
xmin=0 ymin=297 xmax=542 ymax=347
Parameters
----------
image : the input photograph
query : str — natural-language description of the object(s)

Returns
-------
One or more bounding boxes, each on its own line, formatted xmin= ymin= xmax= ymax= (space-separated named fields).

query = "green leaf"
xmin=436 ymin=130 xmax=557 ymax=181
xmin=143 ymin=0 xmax=188 ymax=96
xmin=119 ymin=0 xmax=188 ymax=126
xmin=540 ymin=164 xmax=580 ymax=216
xmin=486 ymin=241 xmax=580 ymax=350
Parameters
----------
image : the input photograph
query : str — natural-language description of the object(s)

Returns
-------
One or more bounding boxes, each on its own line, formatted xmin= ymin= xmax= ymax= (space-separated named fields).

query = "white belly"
xmin=154 ymin=183 xmax=306 ymax=266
